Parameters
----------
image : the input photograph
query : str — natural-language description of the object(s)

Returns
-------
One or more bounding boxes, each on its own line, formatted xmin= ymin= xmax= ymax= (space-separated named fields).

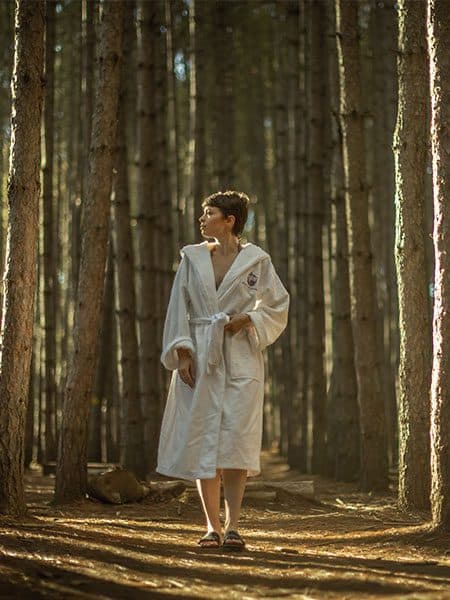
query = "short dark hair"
xmin=201 ymin=190 xmax=250 ymax=237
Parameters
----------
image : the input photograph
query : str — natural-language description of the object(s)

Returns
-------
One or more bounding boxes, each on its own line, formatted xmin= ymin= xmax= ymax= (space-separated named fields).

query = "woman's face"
xmin=198 ymin=205 xmax=234 ymax=238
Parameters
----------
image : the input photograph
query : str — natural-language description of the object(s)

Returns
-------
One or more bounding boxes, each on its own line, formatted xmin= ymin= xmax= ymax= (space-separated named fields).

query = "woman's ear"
xmin=226 ymin=214 xmax=236 ymax=229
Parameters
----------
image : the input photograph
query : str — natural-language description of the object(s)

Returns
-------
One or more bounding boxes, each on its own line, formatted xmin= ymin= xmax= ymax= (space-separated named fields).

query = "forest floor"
xmin=1 ymin=450 xmax=450 ymax=599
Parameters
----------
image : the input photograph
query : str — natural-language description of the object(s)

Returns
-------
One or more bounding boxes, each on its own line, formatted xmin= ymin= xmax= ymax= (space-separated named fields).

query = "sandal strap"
xmin=198 ymin=531 xmax=221 ymax=545
xmin=224 ymin=530 xmax=245 ymax=543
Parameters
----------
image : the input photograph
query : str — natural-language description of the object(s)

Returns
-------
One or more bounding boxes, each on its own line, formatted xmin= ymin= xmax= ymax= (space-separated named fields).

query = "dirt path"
xmin=1 ymin=450 xmax=450 ymax=599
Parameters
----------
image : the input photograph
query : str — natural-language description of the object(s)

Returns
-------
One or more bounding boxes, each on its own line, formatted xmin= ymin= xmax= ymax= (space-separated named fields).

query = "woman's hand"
xmin=176 ymin=347 xmax=196 ymax=388
xmin=224 ymin=313 xmax=252 ymax=335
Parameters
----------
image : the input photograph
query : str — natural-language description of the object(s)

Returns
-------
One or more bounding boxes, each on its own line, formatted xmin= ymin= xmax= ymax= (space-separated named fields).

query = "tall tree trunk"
xmin=368 ymin=0 xmax=399 ymax=471
xmin=0 ymin=0 xmax=45 ymax=516
xmin=427 ymin=0 xmax=450 ymax=532
xmin=43 ymin=0 xmax=57 ymax=464
xmin=273 ymin=0 xmax=290 ymax=458
xmin=297 ymin=0 xmax=308 ymax=472
xmin=286 ymin=0 xmax=304 ymax=469
xmin=112 ymin=1 xmax=145 ymax=479
xmin=394 ymin=0 xmax=431 ymax=512
xmin=86 ymin=1 xmax=103 ymax=463
xmin=55 ymin=1 xmax=124 ymax=503
xmin=307 ymin=0 xmax=327 ymax=475
xmin=153 ymin=0 xmax=173 ymax=437
xmin=335 ymin=0 xmax=389 ymax=491
xmin=136 ymin=0 xmax=158 ymax=473
xmin=328 ymin=0 xmax=359 ymax=482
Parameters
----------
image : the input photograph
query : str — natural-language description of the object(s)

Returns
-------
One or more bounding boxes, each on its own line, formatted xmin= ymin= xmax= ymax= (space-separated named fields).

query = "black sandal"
xmin=197 ymin=530 xmax=222 ymax=548
xmin=222 ymin=529 xmax=246 ymax=551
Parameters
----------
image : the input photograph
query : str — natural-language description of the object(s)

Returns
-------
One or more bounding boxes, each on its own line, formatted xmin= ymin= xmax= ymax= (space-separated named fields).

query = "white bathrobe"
xmin=156 ymin=240 xmax=290 ymax=481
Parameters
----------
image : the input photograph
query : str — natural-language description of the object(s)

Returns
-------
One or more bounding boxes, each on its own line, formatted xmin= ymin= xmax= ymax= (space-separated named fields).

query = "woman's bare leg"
xmin=222 ymin=468 xmax=247 ymax=534
xmin=196 ymin=468 xmax=223 ymax=538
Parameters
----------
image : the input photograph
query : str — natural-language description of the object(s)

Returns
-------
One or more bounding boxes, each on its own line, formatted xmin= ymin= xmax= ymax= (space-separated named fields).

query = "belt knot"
xmin=190 ymin=311 xmax=230 ymax=374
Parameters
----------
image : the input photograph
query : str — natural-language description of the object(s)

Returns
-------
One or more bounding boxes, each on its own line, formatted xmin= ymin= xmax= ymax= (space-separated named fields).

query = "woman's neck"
xmin=211 ymin=236 xmax=240 ymax=256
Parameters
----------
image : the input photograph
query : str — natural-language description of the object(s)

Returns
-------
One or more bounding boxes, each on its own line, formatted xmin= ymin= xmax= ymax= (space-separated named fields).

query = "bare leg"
xmin=222 ymin=468 xmax=247 ymax=534
xmin=196 ymin=468 xmax=223 ymax=539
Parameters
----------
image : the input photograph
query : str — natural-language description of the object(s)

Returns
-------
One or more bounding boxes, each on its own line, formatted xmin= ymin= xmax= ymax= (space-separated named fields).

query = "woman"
xmin=157 ymin=190 xmax=290 ymax=551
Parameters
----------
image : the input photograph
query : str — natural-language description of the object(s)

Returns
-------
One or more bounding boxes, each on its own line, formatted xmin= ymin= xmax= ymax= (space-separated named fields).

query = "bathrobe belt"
xmin=189 ymin=311 xmax=230 ymax=375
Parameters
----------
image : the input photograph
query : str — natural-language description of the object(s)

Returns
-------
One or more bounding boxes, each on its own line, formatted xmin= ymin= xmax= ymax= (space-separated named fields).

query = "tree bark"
xmin=135 ymin=1 xmax=158 ymax=473
xmin=368 ymin=0 xmax=399 ymax=471
xmin=394 ymin=0 xmax=431 ymax=512
xmin=427 ymin=0 xmax=450 ymax=531
xmin=328 ymin=0 xmax=359 ymax=482
xmin=43 ymin=0 xmax=57 ymax=464
xmin=287 ymin=0 xmax=305 ymax=470
xmin=307 ymin=0 xmax=327 ymax=475
xmin=0 ymin=0 xmax=45 ymax=516
xmin=112 ymin=1 xmax=145 ymax=479
xmin=86 ymin=0 xmax=103 ymax=463
xmin=335 ymin=0 xmax=389 ymax=491
xmin=55 ymin=0 xmax=124 ymax=503
xmin=153 ymin=0 xmax=173 ymax=436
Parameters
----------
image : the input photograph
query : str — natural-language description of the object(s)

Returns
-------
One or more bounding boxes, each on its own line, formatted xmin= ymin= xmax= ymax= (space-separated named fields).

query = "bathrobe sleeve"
xmin=160 ymin=252 xmax=196 ymax=371
xmin=244 ymin=257 xmax=290 ymax=352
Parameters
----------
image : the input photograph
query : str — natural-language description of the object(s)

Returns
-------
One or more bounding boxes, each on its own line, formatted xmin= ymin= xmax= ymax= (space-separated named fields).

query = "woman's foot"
xmin=197 ymin=530 xmax=222 ymax=548
xmin=222 ymin=529 xmax=245 ymax=551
